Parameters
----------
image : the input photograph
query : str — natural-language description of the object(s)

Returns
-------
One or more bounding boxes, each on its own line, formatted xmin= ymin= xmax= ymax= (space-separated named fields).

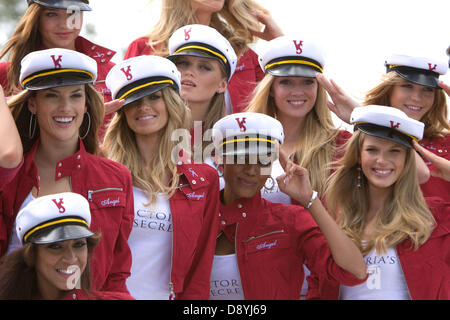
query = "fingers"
xmin=250 ymin=10 xmax=283 ymax=40
xmin=278 ymin=146 xmax=290 ymax=170
xmin=413 ymin=140 xmax=439 ymax=163
xmin=438 ymin=81 xmax=450 ymax=97
xmin=104 ymin=99 xmax=125 ymax=115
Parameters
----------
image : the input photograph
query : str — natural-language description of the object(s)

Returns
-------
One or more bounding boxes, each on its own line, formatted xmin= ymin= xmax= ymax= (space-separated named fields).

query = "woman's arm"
xmin=276 ymin=150 xmax=367 ymax=280
xmin=0 ymin=85 xmax=22 ymax=169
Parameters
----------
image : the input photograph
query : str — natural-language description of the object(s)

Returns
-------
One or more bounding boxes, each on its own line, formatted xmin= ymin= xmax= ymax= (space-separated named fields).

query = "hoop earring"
xmin=264 ymin=176 xmax=276 ymax=191
xmin=356 ymin=166 xmax=362 ymax=189
xmin=28 ymin=112 xmax=37 ymax=139
xmin=79 ymin=112 xmax=91 ymax=140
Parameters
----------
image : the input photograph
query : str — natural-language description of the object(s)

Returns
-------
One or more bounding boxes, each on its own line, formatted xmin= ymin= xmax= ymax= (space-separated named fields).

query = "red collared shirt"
xmin=306 ymin=197 xmax=450 ymax=300
xmin=219 ymin=193 xmax=366 ymax=300
xmin=124 ymin=37 xmax=264 ymax=113
xmin=0 ymin=139 xmax=134 ymax=293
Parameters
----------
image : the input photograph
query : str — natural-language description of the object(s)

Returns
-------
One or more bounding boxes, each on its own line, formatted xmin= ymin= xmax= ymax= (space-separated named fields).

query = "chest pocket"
xmin=244 ymin=230 xmax=290 ymax=255
xmin=87 ymin=187 xmax=126 ymax=233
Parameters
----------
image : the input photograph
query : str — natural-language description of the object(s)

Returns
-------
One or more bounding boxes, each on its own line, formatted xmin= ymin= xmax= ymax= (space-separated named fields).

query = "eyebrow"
xmin=47 ymin=88 xmax=83 ymax=94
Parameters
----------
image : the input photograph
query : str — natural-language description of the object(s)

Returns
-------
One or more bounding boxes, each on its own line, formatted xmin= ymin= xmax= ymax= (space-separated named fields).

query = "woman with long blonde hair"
xmin=363 ymin=54 xmax=449 ymax=199
xmin=0 ymin=48 xmax=135 ymax=294
xmin=307 ymin=105 xmax=449 ymax=300
xmin=103 ymin=55 xmax=220 ymax=300
xmin=124 ymin=0 xmax=283 ymax=113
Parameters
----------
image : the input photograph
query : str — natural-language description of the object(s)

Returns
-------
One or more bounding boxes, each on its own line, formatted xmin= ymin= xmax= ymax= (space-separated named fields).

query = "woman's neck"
xmin=363 ymin=185 xmax=392 ymax=238
xmin=187 ymin=100 xmax=210 ymax=126
xmin=35 ymin=137 xmax=78 ymax=168
xmin=195 ymin=11 xmax=212 ymax=25
xmin=277 ymin=113 xmax=305 ymax=156
xmin=135 ymin=132 xmax=161 ymax=166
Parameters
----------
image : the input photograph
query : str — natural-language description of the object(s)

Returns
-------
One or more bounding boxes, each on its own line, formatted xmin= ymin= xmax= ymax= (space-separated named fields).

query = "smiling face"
xmin=360 ymin=135 xmax=408 ymax=191
xmin=270 ymin=76 xmax=318 ymax=120
xmin=389 ymin=80 xmax=435 ymax=121
xmin=28 ymin=84 xmax=87 ymax=144
xmin=222 ymin=157 xmax=272 ymax=204
xmin=39 ymin=8 xmax=82 ymax=50
xmin=123 ymin=92 xmax=169 ymax=138
xmin=35 ymin=238 xmax=88 ymax=299
xmin=173 ymin=55 xmax=227 ymax=105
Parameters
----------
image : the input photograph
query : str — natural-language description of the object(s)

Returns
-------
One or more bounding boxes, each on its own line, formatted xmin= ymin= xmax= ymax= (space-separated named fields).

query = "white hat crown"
xmin=106 ymin=55 xmax=181 ymax=101
xmin=19 ymin=48 xmax=98 ymax=88
xmin=168 ymin=24 xmax=237 ymax=80
xmin=385 ymin=53 xmax=448 ymax=76
xmin=16 ymin=192 xmax=92 ymax=244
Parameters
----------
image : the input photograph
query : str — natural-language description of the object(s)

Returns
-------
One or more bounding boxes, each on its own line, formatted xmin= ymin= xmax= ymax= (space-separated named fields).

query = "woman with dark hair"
xmin=0 ymin=48 xmax=134 ymax=294
xmin=0 ymin=192 xmax=133 ymax=300
xmin=0 ymin=0 xmax=118 ymax=140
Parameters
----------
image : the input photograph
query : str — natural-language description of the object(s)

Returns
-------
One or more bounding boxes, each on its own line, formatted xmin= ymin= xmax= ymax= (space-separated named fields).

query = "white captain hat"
xmin=27 ymin=0 xmax=92 ymax=11
xmin=212 ymin=112 xmax=284 ymax=160
xmin=167 ymin=24 xmax=237 ymax=80
xmin=106 ymin=55 xmax=181 ymax=106
xmin=350 ymin=105 xmax=425 ymax=148
xmin=16 ymin=192 xmax=94 ymax=245
xmin=385 ymin=53 xmax=448 ymax=89
xmin=258 ymin=35 xmax=325 ymax=77
xmin=19 ymin=48 xmax=97 ymax=90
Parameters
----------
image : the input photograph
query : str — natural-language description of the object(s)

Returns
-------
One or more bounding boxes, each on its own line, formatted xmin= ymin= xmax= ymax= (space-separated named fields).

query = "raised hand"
xmin=414 ymin=140 xmax=450 ymax=182
xmin=249 ymin=9 xmax=284 ymax=41
xmin=316 ymin=73 xmax=360 ymax=124
xmin=104 ymin=99 xmax=125 ymax=115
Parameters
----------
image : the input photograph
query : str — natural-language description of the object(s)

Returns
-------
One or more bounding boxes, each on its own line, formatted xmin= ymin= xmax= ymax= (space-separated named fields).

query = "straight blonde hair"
xmin=103 ymin=88 xmax=191 ymax=206
xmin=246 ymin=74 xmax=340 ymax=196
xmin=364 ymin=72 xmax=449 ymax=139
xmin=146 ymin=0 xmax=266 ymax=58
xmin=325 ymin=131 xmax=435 ymax=256
xmin=0 ymin=4 xmax=43 ymax=95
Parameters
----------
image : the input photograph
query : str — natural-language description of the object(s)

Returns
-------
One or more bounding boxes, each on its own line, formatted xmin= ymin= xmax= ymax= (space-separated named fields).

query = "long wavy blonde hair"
xmin=364 ymin=72 xmax=449 ymax=139
xmin=0 ymin=4 xmax=43 ymax=95
xmin=103 ymin=87 xmax=191 ymax=206
xmin=7 ymin=84 xmax=104 ymax=155
xmin=325 ymin=131 xmax=436 ymax=256
xmin=246 ymin=74 xmax=340 ymax=196
xmin=146 ymin=0 xmax=266 ymax=58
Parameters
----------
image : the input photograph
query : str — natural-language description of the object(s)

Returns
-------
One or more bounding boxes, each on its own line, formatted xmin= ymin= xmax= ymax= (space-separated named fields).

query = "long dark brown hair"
xmin=0 ymin=232 xmax=101 ymax=300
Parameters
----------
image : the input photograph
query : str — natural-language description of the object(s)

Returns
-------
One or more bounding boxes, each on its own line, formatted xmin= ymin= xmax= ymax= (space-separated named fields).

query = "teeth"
xmin=374 ymin=169 xmax=391 ymax=175
xmin=54 ymin=117 xmax=73 ymax=123
xmin=138 ymin=115 xmax=155 ymax=121
xmin=57 ymin=268 xmax=75 ymax=275
xmin=288 ymin=100 xmax=305 ymax=105
xmin=405 ymin=105 xmax=421 ymax=111
xmin=182 ymin=81 xmax=195 ymax=86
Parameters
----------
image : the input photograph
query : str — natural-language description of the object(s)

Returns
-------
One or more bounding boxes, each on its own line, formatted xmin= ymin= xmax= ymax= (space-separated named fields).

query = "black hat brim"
xmin=28 ymin=0 xmax=92 ymax=11
xmin=167 ymin=50 xmax=230 ymax=78
xmin=392 ymin=68 xmax=440 ymax=89
xmin=29 ymin=225 xmax=94 ymax=244
xmin=24 ymin=74 xmax=94 ymax=90
xmin=267 ymin=64 xmax=319 ymax=78
xmin=355 ymin=123 xmax=413 ymax=148
xmin=121 ymin=83 xmax=172 ymax=107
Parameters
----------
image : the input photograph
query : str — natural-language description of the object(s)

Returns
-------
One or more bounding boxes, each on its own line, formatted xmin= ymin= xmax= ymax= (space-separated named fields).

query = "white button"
xmin=77 ymin=155 xmax=81 ymax=159
xmin=192 ymin=180 xmax=196 ymax=184
xmin=200 ymin=177 xmax=205 ymax=181
xmin=101 ymin=59 xmax=105 ymax=63
xmin=219 ymin=213 xmax=222 ymax=217
xmin=77 ymin=165 xmax=81 ymax=169
xmin=177 ymin=161 xmax=182 ymax=165
xmin=242 ymin=212 xmax=247 ymax=218
xmin=58 ymin=163 xmax=62 ymax=167
xmin=91 ymin=46 xmax=96 ymax=50
xmin=221 ymin=220 xmax=226 ymax=225
xmin=107 ymin=51 xmax=112 ymax=55
xmin=237 ymin=204 xmax=243 ymax=208
xmin=57 ymin=172 xmax=62 ymax=177
xmin=72 ymin=294 xmax=77 ymax=299
xmin=438 ymin=149 xmax=442 ymax=153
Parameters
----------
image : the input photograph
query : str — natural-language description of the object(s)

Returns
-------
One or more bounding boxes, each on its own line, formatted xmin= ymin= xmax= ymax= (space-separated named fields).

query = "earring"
xmin=79 ymin=112 xmax=91 ymax=140
xmin=264 ymin=176 xmax=276 ymax=191
xmin=356 ymin=166 xmax=362 ymax=189
xmin=28 ymin=112 xmax=37 ymax=139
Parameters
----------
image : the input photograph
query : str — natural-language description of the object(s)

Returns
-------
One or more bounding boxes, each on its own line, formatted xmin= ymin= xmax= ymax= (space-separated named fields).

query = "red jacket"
xmin=169 ymin=163 xmax=220 ymax=299
xmin=124 ymin=37 xmax=264 ymax=113
xmin=306 ymin=197 xmax=450 ymax=300
xmin=419 ymin=135 xmax=450 ymax=201
xmin=0 ymin=36 xmax=115 ymax=141
xmin=219 ymin=193 xmax=367 ymax=299
xmin=0 ymin=139 xmax=134 ymax=293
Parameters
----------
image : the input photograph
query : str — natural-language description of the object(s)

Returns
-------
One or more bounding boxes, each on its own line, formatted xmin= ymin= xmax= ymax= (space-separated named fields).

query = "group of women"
xmin=0 ymin=0 xmax=448 ymax=300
